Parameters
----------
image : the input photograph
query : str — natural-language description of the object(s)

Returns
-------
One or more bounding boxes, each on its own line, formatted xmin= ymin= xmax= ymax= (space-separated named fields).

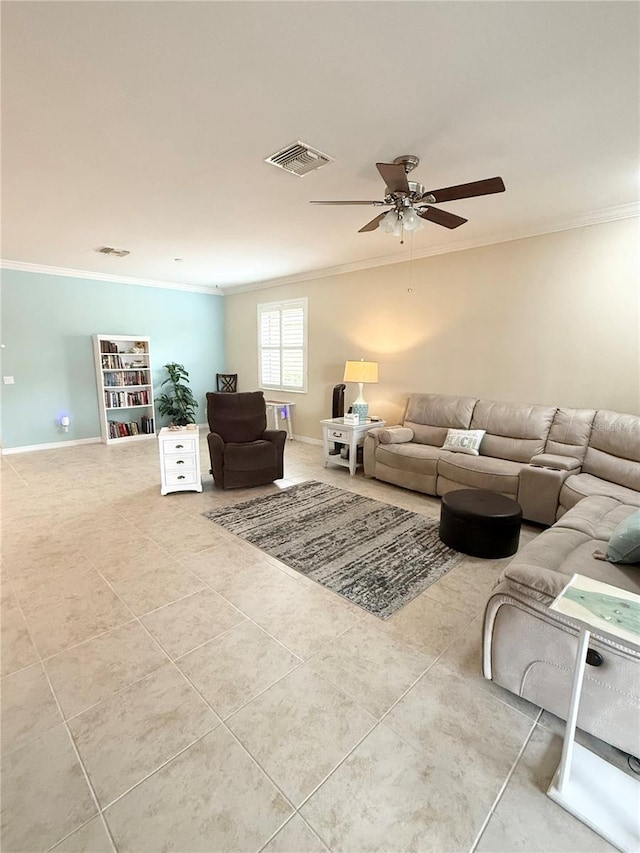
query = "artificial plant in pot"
xmin=157 ymin=362 xmax=198 ymax=426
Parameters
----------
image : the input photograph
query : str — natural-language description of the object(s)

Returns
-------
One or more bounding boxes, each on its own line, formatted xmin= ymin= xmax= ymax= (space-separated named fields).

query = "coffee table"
xmin=439 ymin=488 xmax=522 ymax=558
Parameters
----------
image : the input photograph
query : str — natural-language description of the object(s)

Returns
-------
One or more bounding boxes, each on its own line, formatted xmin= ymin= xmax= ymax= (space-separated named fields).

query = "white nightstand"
xmin=548 ymin=573 xmax=640 ymax=852
xmin=159 ymin=427 xmax=203 ymax=495
xmin=321 ymin=417 xmax=386 ymax=476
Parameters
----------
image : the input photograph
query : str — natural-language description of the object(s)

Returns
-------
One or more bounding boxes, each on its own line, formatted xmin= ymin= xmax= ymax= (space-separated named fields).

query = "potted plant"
xmin=157 ymin=363 xmax=198 ymax=426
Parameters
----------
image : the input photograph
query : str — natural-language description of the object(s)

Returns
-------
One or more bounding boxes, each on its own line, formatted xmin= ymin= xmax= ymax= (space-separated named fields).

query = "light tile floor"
xmin=1 ymin=437 xmax=627 ymax=852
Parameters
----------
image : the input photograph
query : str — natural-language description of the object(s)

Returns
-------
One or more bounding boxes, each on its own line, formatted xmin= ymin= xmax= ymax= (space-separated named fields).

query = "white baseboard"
xmin=292 ymin=434 xmax=322 ymax=446
xmin=2 ymin=430 xmax=321 ymax=454
xmin=2 ymin=437 xmax=102 ymax=455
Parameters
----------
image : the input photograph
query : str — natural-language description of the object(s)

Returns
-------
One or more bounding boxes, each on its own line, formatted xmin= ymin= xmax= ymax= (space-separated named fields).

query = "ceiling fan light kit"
xmin=310 ymin=155 xmax=505 ymax=239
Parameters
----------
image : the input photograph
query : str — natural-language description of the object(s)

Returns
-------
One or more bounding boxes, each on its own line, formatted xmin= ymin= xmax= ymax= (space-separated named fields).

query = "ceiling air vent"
xmin=96 ymin=246 xmax=130 ymax=257
xmin=265 ymin=141 xmax=334 ymax=177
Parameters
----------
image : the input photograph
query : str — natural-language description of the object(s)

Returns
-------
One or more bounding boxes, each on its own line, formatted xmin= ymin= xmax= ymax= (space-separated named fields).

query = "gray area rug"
xmin=203 ymin=480 xmax=463 ymax=619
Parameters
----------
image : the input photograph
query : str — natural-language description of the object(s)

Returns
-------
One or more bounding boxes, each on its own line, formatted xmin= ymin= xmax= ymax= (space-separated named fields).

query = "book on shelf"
xmin=103 ymin=370 xmax=149 ymax=387
xmin=108 ymin=418 xmax=153 ymax=439
xmin=101 ymin=353 xmax=124 ymax=369
xmin=104 ymin=389 xmax=150 ymax=408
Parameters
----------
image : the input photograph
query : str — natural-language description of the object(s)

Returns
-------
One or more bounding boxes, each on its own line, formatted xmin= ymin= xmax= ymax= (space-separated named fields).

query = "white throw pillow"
xmin=442 ymin=428 xmax=486 ymax=456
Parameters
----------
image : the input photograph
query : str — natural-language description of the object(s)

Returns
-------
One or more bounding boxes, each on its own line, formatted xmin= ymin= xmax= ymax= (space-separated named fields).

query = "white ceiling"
xmin=2 ymin=1 xmax=638 ymax=291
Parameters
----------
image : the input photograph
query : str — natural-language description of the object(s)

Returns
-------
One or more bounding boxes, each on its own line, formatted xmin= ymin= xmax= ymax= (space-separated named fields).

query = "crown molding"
xmin=224 ymin=202 xmax=640 ymax=295
xmin=0 ymin=260 xmax=224 ymax=296
xmin=1 ymin=202 xmax=637 ymax=296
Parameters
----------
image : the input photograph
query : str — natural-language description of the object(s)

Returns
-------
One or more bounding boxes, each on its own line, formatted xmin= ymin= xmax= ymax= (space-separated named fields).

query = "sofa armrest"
xmin=366 ymin=425 xmax=404 ymax=447
xmin=518 ymin=463 xmax=576 ymax=526
xmin=378 ymin=427 xmax=414 ymax=445
xmin=263 ymin=429 xmax=287 ymax=448
xmin=262 ymin=429 xmax=286 ymax=479
xmin=207 ymin=431 xmax=226 ymax=486
xmin=529 ymin=453 xmax=581 ymax=471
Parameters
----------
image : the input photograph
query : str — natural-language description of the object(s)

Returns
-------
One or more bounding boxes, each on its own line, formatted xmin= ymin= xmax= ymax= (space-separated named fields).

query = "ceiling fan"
xmin=310 ymin=155 xmax=505 ymax=240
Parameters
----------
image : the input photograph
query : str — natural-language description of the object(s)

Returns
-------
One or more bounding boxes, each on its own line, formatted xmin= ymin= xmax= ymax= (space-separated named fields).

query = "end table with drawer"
xmin=321 ymin=417 xmax=386 ymax=476
xmin=159 ymin=426 xmax=203 ymax=495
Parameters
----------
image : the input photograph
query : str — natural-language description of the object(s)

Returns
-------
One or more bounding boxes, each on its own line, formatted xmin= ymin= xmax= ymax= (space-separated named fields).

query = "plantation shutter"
xmin=258 ymin=299 xmax=307 ymax=392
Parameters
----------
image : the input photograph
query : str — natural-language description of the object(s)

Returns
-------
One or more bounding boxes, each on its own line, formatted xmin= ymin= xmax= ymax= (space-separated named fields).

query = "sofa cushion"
xmin=501 ymin=526 xmax=640 ymax=599
xmin=375 ymin=442 xmax=444 ymax=476
xmin=437 ymin=452 xmax=522 ymax=495
xmin=224 ymin=440 xmax=276 ymax=471
xmin=559 ymin=473 xmax=640 ymax=512
xmin=606 ymin=510 xmax=640 ymax=564
xmin=554 ymin=495 xmax=639 ymax=540
xmin=442 ymin=428 xmax=486 ymax=456
xmin=403 ymin=394 xmax=477 ymax=447
xmin=582 ymin=410 xmax=640 ymax=492
xmin=544 ymin=407 xmax=596 ymax=462
xmin=470 ymin=400 xmax=556 ymax=463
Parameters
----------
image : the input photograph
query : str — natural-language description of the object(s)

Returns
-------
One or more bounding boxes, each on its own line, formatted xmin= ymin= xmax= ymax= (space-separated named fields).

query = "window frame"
xmin=257 ymin=297 xmax=308 ymax=394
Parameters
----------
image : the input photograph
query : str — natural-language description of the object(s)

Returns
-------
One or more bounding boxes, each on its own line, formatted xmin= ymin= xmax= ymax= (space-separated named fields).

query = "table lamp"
xmin=343 ymin=359 xmax=378 ymax=421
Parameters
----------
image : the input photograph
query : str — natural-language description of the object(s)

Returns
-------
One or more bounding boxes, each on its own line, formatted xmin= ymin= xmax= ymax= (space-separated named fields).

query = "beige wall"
xmin=225 ymin=218 xmax=640 ymax=440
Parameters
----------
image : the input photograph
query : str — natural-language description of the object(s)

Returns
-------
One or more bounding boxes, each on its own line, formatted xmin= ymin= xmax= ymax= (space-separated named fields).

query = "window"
xmin=258 ymin=298 xmax=307 ymax=393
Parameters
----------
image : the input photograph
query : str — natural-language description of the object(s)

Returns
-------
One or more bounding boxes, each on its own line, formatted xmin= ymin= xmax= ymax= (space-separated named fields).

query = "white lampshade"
xmin=402 ymin=207 xmax=424 ymax=232
xmin=343 ymin=360 xmax=379 ymax=384
xmin=380 ymin=209 xmax=402 ymax=236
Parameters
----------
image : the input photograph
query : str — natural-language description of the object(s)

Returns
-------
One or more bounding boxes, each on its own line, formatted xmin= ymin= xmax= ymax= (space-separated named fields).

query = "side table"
xmin=159 ymin=426 xmax=203 ymax=495
xmin=321 ymin=417 xmax=386 ymax=476
xmin=548 ymin=573 xmax=640 ymax=852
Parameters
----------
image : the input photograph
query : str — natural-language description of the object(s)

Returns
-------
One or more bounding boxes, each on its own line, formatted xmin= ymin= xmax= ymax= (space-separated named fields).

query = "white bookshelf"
xmin=92 ymin=334 xmax=156 ymax=445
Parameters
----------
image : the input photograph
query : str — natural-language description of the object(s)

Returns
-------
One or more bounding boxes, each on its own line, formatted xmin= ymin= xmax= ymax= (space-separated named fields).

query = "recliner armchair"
xmin=206 ymin=391 xmax=286 ymax=489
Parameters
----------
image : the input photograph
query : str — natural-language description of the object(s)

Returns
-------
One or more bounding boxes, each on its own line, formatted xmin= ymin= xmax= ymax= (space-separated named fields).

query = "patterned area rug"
xmin=203 ymin=480 xmax=462 ymax=619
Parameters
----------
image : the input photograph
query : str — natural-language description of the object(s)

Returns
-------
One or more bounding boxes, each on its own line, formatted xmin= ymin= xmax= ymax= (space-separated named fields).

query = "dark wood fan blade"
xmin=424 ymin=177 xmax=505 ymax=204
xmin=309 ymin=200 xmax=385 ymax=205
xmin=358 ymin=212 xmax=387 ymax=233
xmin=418 ymin=206 xmax=468 ymax=229
xmin=376 ymin=162 xmax=410 ymax=195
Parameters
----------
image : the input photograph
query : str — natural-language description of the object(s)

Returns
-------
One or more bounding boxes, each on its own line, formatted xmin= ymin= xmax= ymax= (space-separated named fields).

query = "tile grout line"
xmin=96 ymin=726 xmax=220 ymax=813
xmin=412 ymin=618 xmax=543 ymax=726
xmin=468 ymin=711 xmax=541 ymax=853
xmin=69 ymin=537 xmax=356 ymax=849
xmin=99 ymin=607 xmax=308 ymax=839
xmin=289 ymin=616 xmax=542 ymax=830
xmin=3 ymin=571 xmax=119 ymax=853
xmin=4 ymin=448 xmax=530 ymax=853
xmin=73 ymin=550 xmax=311 ymax=840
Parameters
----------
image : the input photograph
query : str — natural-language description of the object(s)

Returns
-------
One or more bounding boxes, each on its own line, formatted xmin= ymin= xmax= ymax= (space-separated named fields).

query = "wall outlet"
xmin=3 ymin=376 xmax=15 ymax=384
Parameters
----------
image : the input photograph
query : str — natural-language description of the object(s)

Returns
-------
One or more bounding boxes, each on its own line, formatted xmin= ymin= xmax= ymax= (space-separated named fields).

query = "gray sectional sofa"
xmin=363 ymin=394 xmax=640 ymax=523
xmin=485 ymin=495 xmax=639 ymax=756
xmin=364 ymin=394 xmax=640 ymax=755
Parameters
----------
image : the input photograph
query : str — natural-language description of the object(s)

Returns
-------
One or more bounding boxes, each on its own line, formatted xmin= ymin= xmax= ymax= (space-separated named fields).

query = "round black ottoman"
xmin=439 ymin=489 xmax=522 ymax=558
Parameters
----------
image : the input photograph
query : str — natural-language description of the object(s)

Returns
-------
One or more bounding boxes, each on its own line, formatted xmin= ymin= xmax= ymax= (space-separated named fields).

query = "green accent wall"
xmin=0 ymin=269 xmax=225 ymax=449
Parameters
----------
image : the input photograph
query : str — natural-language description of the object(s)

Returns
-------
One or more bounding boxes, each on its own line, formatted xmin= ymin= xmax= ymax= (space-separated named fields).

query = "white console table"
xmin=265 ymin=400 xmax=295 ymax=440
xmin=321 ymin=417 xmax=386 ymax=476
xmin=548 ymin=574 xmax=640 ymax=852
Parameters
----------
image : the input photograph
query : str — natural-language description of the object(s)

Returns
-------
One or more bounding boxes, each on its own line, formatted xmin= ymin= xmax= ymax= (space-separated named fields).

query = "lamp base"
xmin=352 ymin=402 xmax=369 ymax=421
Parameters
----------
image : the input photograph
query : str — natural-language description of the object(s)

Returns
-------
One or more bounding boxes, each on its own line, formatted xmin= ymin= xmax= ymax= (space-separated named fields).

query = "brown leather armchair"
xmin=206 ymin=391 xmax=287 ymax=488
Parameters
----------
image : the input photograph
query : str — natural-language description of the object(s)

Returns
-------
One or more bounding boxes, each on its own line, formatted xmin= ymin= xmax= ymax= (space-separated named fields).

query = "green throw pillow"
xmin=606 ymin=510 xmax=640 ymax=564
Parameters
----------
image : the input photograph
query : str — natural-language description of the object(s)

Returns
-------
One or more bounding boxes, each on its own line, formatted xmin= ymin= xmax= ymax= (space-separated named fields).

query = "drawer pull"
xmin=332 ymin=431 xmax=342 ymax=437
xmin=176 ymin=460 xmax=184 ymax=464
xmin=175 ymin=444 xmax=184 ymax=449
xmin=177 ymin=475 xmax=185 ymax=480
